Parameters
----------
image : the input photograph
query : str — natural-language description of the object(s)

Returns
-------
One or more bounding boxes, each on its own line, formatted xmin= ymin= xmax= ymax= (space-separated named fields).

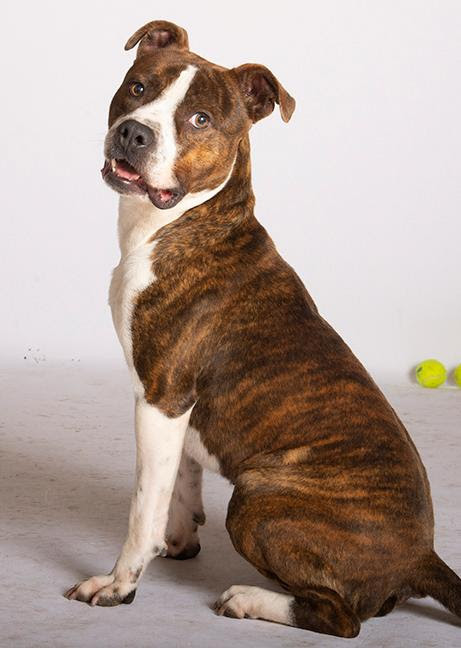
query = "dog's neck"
xmin=116 ymin=136 xmax=255 ymax=258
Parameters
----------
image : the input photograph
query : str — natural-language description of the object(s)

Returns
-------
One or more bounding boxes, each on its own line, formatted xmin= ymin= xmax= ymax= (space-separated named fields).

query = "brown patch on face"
xmin=172 ymin=66 xmax=250 ymax=194
xmin=108 ymin=50 xmax=192 ymax=127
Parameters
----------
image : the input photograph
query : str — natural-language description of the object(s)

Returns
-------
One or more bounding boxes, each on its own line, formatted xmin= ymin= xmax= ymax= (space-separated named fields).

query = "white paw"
xmin=64 ymin=574 xmax=136 ymax=607
xmin=166 ymin=497 xmax=205 ymax=559
xmin=214 ymin=585 xmax=292 ymax=624
xmin=214 ymin=585 xmax=258 ymax=619
xmin=166 ymin=534 xmax=201 ymax=560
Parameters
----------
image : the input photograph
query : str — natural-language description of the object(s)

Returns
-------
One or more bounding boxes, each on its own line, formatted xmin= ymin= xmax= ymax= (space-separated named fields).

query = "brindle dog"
xmin=65 ymin=20 xmax=461 ymax=638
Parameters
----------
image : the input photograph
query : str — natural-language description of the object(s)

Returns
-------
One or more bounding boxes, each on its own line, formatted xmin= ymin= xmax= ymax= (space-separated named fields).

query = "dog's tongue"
xmin=157 ymin=189 xmax=173 ymax=202
xmin=147 ymin=186 xmax=183 ymax=209
xmin=115 ymin=160 xmax=140 ymax=181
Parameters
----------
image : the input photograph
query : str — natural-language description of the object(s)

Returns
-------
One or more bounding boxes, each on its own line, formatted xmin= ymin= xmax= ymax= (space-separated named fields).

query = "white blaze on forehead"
xmin=116 ymin=65 xmax=197 ymax=188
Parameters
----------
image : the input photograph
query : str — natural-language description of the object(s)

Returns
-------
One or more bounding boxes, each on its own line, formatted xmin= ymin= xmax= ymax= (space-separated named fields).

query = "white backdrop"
xmin=2 ymin=1 xmax=460 ymax=380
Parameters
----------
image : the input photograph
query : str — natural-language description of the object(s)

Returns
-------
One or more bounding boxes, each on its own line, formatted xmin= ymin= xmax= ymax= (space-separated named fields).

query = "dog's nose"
xmin=115 ymin=119 xmax=154 ymax=155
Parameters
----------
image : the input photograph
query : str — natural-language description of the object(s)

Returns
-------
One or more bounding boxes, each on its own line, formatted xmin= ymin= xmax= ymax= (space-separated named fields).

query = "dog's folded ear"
xmin=232 ymin=64 xmax=295 ymax=123
xmin=124 ymin=20 xmax=190 ymax=57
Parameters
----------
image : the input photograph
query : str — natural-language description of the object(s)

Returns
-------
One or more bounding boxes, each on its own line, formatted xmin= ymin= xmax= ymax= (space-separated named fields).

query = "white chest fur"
xmin=109 ymin=238 xmax=156 ymax=368
xmin=109 ymin=172 xmax=235 ymax=397
xmin=109 ymin=196 xmax=185 ymax=377
xmin=109 ymin=192 xmax=219 ymax=387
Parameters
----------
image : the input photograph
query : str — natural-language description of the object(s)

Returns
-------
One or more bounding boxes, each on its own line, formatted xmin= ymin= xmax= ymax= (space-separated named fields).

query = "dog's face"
xmin=103 ymin=21 xmax=295 ymax=209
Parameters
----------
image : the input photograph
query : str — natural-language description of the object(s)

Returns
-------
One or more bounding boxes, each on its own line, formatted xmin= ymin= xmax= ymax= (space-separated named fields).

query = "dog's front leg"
xmin=65 ymin=397 xmax=191 ymax=607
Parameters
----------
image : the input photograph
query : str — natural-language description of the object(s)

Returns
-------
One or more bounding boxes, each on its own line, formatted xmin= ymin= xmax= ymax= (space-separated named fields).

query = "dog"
xmin=65 ymin=20 xmax=461 ymax=637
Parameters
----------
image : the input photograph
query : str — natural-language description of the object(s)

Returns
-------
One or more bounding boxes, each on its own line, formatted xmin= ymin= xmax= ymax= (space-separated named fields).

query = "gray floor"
xmin=1 ymin=364 xmax=460 ymax=647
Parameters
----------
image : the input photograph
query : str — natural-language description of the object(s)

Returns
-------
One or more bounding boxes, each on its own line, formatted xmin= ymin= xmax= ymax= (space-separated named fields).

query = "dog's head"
xmin=103 ymin=20 xmax=295 ymax=210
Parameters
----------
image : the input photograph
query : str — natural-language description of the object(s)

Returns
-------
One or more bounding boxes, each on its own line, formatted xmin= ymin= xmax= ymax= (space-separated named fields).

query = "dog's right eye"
xmin=129 ymin=82 xmax=145 ymax=97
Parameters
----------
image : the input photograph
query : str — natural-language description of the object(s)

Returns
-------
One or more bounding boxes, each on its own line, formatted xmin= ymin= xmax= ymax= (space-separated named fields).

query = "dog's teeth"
xmin=111 ymin=159 xmax=117 ymax=172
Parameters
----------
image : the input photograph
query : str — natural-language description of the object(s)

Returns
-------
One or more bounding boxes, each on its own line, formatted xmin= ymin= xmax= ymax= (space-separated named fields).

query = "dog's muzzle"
xmin=102 ymin=119 xmax=185 ymax=210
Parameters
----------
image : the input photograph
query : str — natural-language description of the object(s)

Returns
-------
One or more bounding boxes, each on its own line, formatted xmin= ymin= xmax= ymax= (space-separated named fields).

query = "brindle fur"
xmin=104 ymin=21 xmax=461 ymax=636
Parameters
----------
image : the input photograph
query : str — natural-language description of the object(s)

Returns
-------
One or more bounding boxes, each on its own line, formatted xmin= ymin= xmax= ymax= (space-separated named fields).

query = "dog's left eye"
xmin=189 ymin=112 xmax=210 ymax=129
xmin=129 ymin=82 xmax=145 ymax=97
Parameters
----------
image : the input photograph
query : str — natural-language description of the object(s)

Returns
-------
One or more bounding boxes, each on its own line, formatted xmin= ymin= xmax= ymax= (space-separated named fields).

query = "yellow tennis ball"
xmin=453 ymin=364 xmax=461 ymax=388
xmin=415 ymin=359 xmax=447 ymax=388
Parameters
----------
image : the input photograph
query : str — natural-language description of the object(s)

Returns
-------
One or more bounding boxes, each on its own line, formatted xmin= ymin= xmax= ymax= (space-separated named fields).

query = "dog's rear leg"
xmin=215 ymin=584 xmax=360 ymax=638
xmin=165 ymin=450 xmax=205 ymax=559
xmin=218 ymin=483 xmax=361 ymax=637
xmin=64 ymin=397 xmax=191 ymax=606
xmin=291 ymin=587 xmax=360 ymax=637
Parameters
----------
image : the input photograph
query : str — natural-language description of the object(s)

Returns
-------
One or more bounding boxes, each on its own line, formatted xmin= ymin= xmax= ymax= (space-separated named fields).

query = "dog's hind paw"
xmin=214 ymin=585 xmax=293 ymax=624
xmin=166 ymin=541 xmax=201 ymax=560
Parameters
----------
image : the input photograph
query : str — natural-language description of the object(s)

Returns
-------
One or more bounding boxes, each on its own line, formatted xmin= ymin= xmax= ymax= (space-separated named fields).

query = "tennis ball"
xmin=415 ymin=359 xmax=447 ymax=388
xmin=453 ymin=364 xmax=461 ymax=388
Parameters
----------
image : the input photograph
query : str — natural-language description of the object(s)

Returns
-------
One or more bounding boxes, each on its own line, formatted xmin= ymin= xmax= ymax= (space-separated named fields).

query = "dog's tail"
xmin=410 ymin=551 xmax=461 ymax=618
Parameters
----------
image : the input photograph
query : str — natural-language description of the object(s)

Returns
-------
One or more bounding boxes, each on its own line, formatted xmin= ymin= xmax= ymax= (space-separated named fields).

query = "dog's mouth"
xmin=101 ymin=159 xmax=184 ymax=210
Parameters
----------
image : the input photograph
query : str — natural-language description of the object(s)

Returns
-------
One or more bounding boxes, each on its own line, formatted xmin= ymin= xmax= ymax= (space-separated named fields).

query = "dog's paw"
xmin=165 ymin=502 xmax=204 ymax=560
xmin=214 ymin=585 xmax=294 ymax=624
xmin=166 ymin=540 xmax=201 ymax=560
xmin=165 ymin=523 xmax=201 ymax=560
xmin=214 ymin=585 xmax=281 ymax=620
xmin=214 ymin=585 xmax=254 ymax=618
xmin=64 ymin=574 xmax=136 ymax=607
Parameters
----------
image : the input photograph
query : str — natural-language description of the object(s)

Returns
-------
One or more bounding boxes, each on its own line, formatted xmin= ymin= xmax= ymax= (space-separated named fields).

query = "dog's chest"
xmin=109 ymin=196 xmax=186 ymax=369
xmin=109 ymin=239 xmax=157 ymax=366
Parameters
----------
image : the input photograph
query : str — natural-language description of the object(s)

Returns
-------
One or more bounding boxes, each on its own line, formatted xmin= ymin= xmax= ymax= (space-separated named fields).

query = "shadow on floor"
xmin=400 ymin=600 xmax=461 ymax=628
